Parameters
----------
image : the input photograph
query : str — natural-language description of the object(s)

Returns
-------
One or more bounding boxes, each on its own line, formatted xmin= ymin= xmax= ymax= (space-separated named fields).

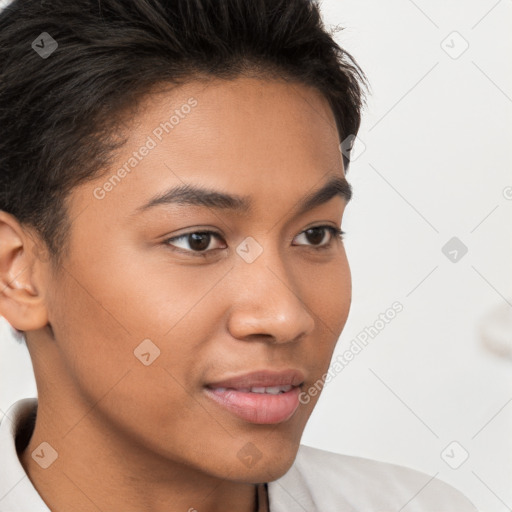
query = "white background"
xmin=1 ymin=0 xmax=511 ymax=510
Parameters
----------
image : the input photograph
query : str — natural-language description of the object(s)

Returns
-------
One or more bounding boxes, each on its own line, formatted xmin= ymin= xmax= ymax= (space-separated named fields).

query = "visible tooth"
xmin=265 ymin=386 xmax=282 ymax=395
xmin=281 ymin=385 xmax=292 ymax=392
xmin=214 ymin=387 xmax=227 ymax=392
xmin=250 ymin=387 xmax=266 ymax=394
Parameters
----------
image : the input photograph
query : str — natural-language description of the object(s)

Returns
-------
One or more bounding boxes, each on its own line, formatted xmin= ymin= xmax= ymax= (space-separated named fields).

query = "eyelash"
xmin=164 ymin=225 xmax=346 ymax=257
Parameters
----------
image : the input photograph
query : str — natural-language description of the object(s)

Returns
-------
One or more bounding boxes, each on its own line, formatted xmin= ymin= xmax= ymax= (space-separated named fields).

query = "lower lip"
xmin=203 ymin=386 xmax=302 ymax=424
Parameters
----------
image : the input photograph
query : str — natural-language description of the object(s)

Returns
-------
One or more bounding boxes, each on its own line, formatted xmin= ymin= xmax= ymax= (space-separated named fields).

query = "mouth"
xmin=203 ymin=369 xmax=305 ymax=424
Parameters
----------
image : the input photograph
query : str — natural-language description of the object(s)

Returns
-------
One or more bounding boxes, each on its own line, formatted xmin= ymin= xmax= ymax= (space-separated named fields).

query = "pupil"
xmin=189 ymin=233 xmax=210 ymax=251
xmin=306 ymin=227 xmax=324 ymax=245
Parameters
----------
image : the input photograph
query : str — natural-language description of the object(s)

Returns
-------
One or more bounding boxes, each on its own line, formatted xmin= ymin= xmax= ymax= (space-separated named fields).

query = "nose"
xmin=226 ymin=244 xmax=316 ymax=345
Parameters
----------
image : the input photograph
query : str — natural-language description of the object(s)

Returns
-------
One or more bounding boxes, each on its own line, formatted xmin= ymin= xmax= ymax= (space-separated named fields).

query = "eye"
xmin=293 ymin=225 xmax=345 ymax=249
xmin=164 ymin=225 xmax=345 ymax=257
xmin=164 ymin=231 xmax=226 ymax=255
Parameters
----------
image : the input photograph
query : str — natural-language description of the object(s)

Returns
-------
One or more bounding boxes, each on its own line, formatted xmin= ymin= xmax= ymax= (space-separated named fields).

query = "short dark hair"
xmin=0 ymin=0 xmax=367 ymax=268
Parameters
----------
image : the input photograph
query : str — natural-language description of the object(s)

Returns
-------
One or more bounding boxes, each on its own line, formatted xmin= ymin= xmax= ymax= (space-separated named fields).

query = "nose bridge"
xmin=227 ymin=235 xmax=315 ymax=343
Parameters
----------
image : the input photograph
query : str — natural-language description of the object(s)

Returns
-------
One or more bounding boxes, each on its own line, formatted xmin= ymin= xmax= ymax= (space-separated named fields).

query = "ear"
xmin=0 ymin=211 xmax=49 ymax=331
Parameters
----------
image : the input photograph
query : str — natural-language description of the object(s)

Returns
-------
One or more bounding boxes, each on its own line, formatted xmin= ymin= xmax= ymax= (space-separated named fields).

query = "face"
xmin=26 ymin=76 xmax=352 ymax=482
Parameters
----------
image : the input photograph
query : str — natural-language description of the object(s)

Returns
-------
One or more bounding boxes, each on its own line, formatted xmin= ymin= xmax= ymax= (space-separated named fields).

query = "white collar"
xmin=0 ymin=398 xmax=50 ymax=511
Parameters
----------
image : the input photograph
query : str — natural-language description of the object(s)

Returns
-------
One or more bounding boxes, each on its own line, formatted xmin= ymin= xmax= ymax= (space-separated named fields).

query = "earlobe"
xmin=0 ymin=211 xmax=49 ymax=332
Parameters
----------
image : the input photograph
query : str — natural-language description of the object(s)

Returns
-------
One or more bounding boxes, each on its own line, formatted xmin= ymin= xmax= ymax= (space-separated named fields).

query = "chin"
xmin=220 ymin=436 xmax=302 ymax=484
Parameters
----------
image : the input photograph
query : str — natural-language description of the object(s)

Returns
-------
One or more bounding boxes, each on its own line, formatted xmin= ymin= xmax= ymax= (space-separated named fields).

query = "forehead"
xmin=129 ymin=75 xmax=342 ymax=167
xmin=69 ymin=76 xmax=345 ymax=224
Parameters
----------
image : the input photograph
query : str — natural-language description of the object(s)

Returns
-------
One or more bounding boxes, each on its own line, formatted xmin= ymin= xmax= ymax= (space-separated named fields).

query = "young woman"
xmin=0 ymin=0 xmax=478 ymax=510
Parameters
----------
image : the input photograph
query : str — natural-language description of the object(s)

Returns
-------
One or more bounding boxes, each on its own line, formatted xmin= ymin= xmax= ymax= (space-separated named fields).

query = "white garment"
xmin=0 ymin=398 xmax=478 ymax=512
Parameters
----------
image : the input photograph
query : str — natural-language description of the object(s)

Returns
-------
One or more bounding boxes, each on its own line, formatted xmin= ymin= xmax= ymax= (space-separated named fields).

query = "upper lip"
xmin=205 ymin=369 xmax=305 ymax=389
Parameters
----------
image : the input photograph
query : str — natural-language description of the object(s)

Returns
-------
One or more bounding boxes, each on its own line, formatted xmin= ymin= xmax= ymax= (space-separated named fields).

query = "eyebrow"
xmin=134 ymin=174 xmax=352 ymax=217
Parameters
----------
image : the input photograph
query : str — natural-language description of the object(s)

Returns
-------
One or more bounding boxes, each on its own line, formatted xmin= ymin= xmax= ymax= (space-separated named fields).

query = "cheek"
xmin=305 ymin=251 xmax=351 ymax=331
xmin=46 ymin=248 xmax=222 ymax=398
xmin=47 ymin=268 xmax=220 ymax=454
xmin=75 ymin=239 xmax=232 ymax=341
xmin=301 ymin=253 xmax=351 ymax=376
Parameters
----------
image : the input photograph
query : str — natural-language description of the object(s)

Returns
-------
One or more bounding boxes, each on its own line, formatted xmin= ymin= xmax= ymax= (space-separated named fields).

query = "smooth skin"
xmin=0 ymin=76 xmax=352 ymax=512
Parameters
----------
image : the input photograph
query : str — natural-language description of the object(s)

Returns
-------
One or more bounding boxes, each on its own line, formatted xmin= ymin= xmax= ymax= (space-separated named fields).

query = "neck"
xmin=19 ymin=397 xmax=261 ymax=512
